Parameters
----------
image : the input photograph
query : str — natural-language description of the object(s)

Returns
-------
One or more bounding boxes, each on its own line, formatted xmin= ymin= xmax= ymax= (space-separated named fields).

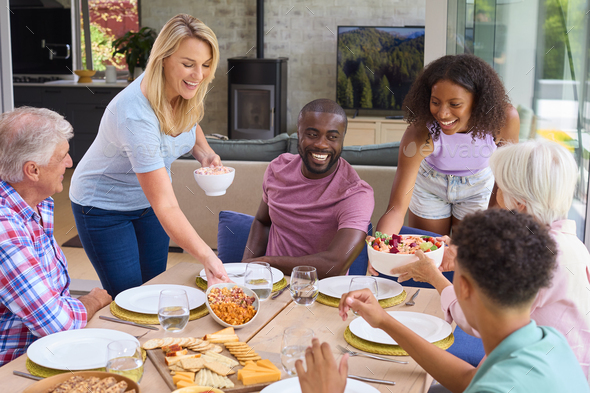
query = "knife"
xmin=13 ymin=371 xmax=44 ymax=381
xmin=99 ymin=316 xmax=160 ymax=331
xmin=271 ymin=284 xmax=290 ymax=299
xmin=348 ymin=374 xmax=395 ymax=385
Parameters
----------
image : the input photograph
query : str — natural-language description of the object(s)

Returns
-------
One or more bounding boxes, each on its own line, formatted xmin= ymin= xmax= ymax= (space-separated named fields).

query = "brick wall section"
xmin=142 ymin=0 xmax=425 ymax=136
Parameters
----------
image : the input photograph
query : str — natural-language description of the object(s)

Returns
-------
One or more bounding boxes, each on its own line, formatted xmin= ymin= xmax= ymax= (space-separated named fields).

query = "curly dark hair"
xmin=452 ymin=209 xmax=557 ymax=308
xmin=402 ymin=54 xmax=510 ymax=142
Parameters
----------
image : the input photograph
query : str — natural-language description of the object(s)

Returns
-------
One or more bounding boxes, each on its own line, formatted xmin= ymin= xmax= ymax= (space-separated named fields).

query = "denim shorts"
xmin=409 ymin=161 xmax=495 ymax=221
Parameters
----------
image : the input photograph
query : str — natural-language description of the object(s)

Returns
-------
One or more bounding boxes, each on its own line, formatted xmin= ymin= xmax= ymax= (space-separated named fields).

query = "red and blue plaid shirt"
xmin=0 ymin=180 xmax=87 ymax=366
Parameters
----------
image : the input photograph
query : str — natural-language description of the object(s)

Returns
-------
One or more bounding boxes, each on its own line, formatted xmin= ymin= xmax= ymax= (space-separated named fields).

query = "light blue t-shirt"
xmin=465 ymin=321 xmax=590 ymax=393
xmin=69 ymin=74 xmax=196 ymax=211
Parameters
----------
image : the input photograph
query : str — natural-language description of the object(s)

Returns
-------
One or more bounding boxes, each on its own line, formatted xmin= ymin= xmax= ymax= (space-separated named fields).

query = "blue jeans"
xmin=71 ymin=202 xmax=170 ymax=297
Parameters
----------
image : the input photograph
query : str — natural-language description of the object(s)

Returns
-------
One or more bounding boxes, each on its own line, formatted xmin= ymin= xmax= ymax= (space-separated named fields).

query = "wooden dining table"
xmin=1 ymin=262 xmax=447 ymax=393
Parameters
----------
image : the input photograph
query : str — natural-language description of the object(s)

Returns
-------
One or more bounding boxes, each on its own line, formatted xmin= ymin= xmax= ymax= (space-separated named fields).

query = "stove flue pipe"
xmin=256 ymin=0 xmax=264 ymax=58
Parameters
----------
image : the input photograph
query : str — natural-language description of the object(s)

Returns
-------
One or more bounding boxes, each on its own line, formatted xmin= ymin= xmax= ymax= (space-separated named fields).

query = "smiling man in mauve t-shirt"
xmin=242 ymin=99 xmax=375 ymax=278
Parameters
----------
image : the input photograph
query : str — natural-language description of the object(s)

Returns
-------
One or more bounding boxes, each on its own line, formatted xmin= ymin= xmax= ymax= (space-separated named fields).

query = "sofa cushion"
xmin=287 ymin=133 xmax=399 ymax=166
xmin=208 ymin=133 xmax=290 ymax=161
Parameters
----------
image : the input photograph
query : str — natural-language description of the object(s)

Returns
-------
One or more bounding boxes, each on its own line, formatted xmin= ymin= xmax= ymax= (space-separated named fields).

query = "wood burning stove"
xmin=227 ymin=57 xmax=287 ymax=139
xmin=227 ymin=0 xmax=287 ymax=140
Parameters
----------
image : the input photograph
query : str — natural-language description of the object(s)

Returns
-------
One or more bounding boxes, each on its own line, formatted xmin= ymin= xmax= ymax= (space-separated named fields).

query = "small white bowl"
xmin=368 ymin=235 xmax=445 ymax=277
xmin=193 ymin=167 xmax=235 ymax=196
xmin=205 ymin=283 xmax=259 ymax=329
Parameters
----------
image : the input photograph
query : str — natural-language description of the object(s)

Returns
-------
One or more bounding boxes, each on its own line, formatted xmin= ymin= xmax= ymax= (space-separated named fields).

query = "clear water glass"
xmin=349 ymin=277 xmax=378 ymax=316
xmin=106 ymin=340 xmax=144 ymax=383
xmin=290 ymin=266 xmax=319 ymax=306
xmin=244 ymin=262 xmax=273 ymax=301
xmin=158 ymin=289 xmax=189 ymax=332
xmin=281 ymin=327 xmax=314 ymax=376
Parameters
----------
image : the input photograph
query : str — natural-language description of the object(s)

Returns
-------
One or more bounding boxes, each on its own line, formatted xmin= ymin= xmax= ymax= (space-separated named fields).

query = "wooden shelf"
xmin=346 ymin=116 xmax=407 ymax=146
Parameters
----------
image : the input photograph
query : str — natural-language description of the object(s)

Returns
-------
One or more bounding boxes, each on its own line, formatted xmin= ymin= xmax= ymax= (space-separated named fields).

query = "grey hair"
xmin=489 ymin=139 xmax=578 ymax=226
xmin=0 ymin=107 xmax=73 ymax=183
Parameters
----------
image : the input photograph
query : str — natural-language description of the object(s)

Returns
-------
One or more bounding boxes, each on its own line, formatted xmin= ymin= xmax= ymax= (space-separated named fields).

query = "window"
xmin=76 ymin=0 xmax=139 ymax=71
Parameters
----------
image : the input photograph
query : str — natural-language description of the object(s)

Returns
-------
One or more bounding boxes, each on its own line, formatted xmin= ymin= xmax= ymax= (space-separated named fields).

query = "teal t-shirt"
xmin=465 ymin=321 xmax=589 ymax=393
xmin=69 ymin=73 xmax=196 ymax=211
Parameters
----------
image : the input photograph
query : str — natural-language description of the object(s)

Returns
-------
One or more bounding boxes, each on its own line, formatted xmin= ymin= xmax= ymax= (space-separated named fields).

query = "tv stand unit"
xmin=345 ymin=116 xmax=407 ymax=146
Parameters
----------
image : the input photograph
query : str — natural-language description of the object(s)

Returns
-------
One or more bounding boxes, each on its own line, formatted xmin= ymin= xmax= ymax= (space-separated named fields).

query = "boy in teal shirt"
xmin=297 ymin=209 xmax=590 ymax=393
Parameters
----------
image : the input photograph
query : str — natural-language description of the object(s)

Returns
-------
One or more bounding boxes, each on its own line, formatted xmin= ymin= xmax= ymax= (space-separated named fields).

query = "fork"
xmin=227 ymin=272 xmax=245 ymax=278
xmin=133 ymin=331 xmax=150 ymax=340
xmin=336 ymin=345 xmax=408 ymax=364
xmin=405 ymin=289 xmax=420 ymax=306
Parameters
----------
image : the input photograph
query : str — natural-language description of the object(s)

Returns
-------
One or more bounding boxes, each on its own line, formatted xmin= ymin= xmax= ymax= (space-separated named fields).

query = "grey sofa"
xmin=171 ymin=134 xmax=403 ymax=249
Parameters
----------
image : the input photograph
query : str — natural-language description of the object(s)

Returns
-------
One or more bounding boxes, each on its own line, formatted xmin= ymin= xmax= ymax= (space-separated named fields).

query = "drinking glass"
xmin=158 ymin=289 xmax=189 ymax=332
xmin=280 ymin=327 xmax=314 ymax=376
xmin=106 ymin=340 xmax=144 ymax=382
xmin=290 ymin=266 xmax=319 ymax=306
xmin=349 ymin=277 xmax=378 ymax=316
xmin=244 ymin=262 xmax=273 ymax=301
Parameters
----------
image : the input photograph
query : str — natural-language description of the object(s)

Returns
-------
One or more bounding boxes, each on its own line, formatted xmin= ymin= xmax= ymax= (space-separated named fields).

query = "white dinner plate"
xmin=199 ymin=263 xmax=284 ymax=286
xmin=115 ymin=284 xmax=206 ymax=314
xmin=260 ymin=377 xmax=381 ymax=393
xmin=27 ymin=328 xmax=139 ymax=370
xmin=349 ymin=311 xmax=452 ymax=346
xmin=318 ymin=275 xmax=403 ymax=300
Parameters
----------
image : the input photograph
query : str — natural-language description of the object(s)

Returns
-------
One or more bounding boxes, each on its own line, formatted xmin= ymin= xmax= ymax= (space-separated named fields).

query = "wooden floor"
xmin=55 ymin=169 xmax=203 ymax=285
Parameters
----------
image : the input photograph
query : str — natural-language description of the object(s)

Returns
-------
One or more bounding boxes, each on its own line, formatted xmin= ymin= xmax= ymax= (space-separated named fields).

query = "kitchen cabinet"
xmin=346 ymin=117 xmax=408 ymax=146
xmin=13 ymin=84 xmax=126 ymax=164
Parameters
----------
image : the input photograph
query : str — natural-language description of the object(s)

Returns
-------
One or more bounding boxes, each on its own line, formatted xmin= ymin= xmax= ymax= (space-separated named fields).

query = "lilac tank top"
xmin=423 ymin=126 xmax=497 ymax=176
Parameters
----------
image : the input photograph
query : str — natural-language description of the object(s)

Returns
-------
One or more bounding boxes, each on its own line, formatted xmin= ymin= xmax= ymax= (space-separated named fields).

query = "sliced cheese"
xmin=240 ymin=369 xmax=281 ymax=386
xmin=165 ymin=353 xmax=201 ymax=366
xmin=172 ymin=374 xmax=194 ymax=385
xmin=175 ymin=380 xmax=197 ymax=389
xmin=257 ymin=359 xmax=280 ymax=371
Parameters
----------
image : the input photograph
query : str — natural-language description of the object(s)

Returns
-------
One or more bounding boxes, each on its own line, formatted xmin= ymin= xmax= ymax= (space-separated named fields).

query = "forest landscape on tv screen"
xmin=337 ymin=26 xmax=425 ymax=111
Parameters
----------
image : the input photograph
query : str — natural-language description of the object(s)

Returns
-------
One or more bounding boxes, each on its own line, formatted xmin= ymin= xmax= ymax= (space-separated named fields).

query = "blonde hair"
xmin=489 ymin=139 xmax=578 ymax=226
xmin=143 ymin=14 xmax=219 ymax=136
xmin=0 ymin=107 xmax=73 ymax=183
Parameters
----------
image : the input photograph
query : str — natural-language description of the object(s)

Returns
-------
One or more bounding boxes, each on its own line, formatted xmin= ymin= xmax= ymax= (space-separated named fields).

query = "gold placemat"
xmin=26 ymin=350 xmax=147 ymax=378
xmin=109 ymin=302 xmax=209 ymax=325
xmin=316 ymin=290 xmax=407 ymax=308
xmin=195 ymin=276 xmax=288 ymax=293
xmin=344 ymin=326 xmax=454 ymax=356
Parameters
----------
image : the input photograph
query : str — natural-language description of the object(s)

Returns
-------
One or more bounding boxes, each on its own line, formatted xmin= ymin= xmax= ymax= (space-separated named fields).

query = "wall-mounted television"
xmin=336 ymin=26 xmax=425 ymax=111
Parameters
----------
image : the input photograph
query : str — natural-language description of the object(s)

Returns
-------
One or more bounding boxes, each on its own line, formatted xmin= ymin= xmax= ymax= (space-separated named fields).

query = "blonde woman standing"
xmin=70 ymin=14 xmax=230 ymax=296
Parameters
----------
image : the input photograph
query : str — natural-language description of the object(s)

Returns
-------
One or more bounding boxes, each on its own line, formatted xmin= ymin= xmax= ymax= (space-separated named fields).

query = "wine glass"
xmin=290 ymin=266 xmax=318 ymax=306
xmin=158 ymin=289 xmax=189 ymax=332
xmin=106 ymin=340 xmax=144 ymax=382
xmin=244 ymin=262 xmax=273 ymax=301
xmin=348 ymin=277 xmax=378 ymax=316
xmin=280 ymin=327 xmax=314 ymax=376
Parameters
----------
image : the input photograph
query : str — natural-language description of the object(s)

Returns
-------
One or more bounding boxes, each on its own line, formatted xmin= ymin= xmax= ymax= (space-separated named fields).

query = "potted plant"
xmin=112 ymin=26 xmax=157 ymax=81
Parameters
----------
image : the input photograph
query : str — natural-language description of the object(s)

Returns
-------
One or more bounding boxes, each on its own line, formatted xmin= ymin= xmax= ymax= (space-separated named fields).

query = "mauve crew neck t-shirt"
xmin=263 ymin=153 xmax=374 ymax=258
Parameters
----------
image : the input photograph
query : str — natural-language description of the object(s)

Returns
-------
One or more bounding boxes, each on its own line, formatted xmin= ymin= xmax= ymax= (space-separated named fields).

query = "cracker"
xmin=235 ymin=355 xmax=262 ymax=361
xmin=181 ymin=357 xmax=205 ymax=370
xmin=209 ymin=344 xmax=223 ymax=354
xmin=204 ymin=361 xmax=233 ymax=376
xmin=142 ymin=338 xmax=163 ymax=350
xmin=162 ymin=337 xmax=176 ymax=347
xmin=224 ymin=342 xmax=248 ymax=347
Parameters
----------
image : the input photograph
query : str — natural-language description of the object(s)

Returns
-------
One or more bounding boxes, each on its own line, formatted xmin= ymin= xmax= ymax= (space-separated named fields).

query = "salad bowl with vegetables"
xmin=367 ymin=232 xmax=445 ymax=277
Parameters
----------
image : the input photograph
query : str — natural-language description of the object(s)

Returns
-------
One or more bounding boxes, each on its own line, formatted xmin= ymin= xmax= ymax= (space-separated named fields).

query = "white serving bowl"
xmin=205 ymin=283 xmax=259 ymax=329
xmin=368 ymin=236 xmax=445 ymax=277
xmin=193 ymin=167 xmax=235 ymax=196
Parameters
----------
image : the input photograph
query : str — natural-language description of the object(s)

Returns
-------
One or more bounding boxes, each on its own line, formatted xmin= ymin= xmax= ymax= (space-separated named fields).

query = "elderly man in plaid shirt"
xmin=0 ymin=107 xmax=111 ymax=365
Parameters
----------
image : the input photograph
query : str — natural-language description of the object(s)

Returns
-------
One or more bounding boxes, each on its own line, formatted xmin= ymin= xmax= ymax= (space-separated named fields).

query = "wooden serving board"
xmin=147 ymin=348 xmax=287 ymax=393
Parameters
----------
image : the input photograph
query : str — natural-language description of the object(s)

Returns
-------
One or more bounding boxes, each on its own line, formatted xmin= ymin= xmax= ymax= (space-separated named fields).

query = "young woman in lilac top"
xmin=376 ymin=54 xmax=520 ymax=237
